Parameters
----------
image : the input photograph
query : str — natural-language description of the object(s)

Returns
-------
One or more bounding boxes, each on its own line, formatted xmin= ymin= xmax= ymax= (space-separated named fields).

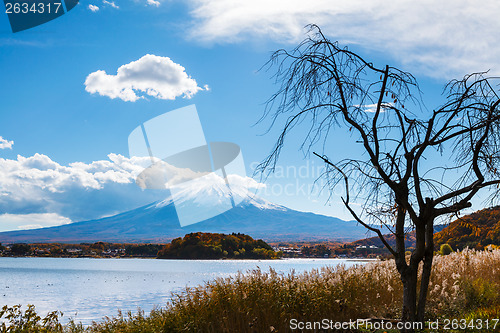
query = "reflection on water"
xmin=0 ymin=257 xmax=370 ymax=324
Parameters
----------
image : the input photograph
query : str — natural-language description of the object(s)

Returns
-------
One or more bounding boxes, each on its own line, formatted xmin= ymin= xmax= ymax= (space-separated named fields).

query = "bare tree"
xmin=258 ymin=25 xmax=500 ymax=330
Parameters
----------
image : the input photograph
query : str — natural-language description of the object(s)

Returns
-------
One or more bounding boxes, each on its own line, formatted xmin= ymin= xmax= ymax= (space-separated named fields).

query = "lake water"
xmin=0 ymin=257 xmax=370 ymax=324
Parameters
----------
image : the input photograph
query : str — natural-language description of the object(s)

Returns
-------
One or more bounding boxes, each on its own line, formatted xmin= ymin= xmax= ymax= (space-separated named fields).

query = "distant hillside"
xmin=345 ymin=206 xmax=500 ymax=253
xmin=0 ymin=195 xmax=370 ymax=244
xmin=434 ymin=206 xmax=500 ymax=250
xmin=347 ymin=224 xmax=448 ymax=250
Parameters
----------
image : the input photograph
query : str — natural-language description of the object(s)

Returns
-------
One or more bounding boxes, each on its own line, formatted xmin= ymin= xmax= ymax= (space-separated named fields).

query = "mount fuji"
xmin=0 ymin=179 xmax=372 ymax=243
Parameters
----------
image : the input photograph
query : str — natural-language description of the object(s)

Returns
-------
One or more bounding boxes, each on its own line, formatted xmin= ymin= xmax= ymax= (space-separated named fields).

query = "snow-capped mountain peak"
xmin=153 ymin=172 xmax=284 ymax=212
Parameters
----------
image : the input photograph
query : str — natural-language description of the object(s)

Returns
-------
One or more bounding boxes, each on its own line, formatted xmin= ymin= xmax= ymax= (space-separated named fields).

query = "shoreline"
xmin=0 ymin=255 xmax=379 ymax=261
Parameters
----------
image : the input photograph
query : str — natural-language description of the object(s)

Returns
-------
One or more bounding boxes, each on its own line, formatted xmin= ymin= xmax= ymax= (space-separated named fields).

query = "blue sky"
xmin=0 ymin=0 xmax=499 ymax=231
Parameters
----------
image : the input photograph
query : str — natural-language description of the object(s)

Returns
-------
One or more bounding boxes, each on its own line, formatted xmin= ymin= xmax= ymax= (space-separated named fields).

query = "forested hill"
xmin=346 ymin=224 xmax=448 ymax=250
xmin=434 ymin=206 xmax=500 ymax=250
xmin=157 ymin=232 xmax=280 ymax=259
xmin=347 ymin=206 xmax=500 ymax=252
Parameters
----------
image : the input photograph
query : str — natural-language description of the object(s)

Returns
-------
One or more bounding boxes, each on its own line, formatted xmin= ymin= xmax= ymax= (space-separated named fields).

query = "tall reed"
xmin=2 ymin=249 xmax=499 ymax=332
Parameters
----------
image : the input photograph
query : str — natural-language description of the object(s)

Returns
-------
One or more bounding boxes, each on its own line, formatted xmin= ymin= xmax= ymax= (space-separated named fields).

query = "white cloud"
xmin=88 ymin=4 xmax=99 ymax=12
xmin=84 ymin=54 xmax=207 ymax=102
xmin=0 ymin=136 xmax=13 ymax=149
xmin=0 ymin=151 xmax=265 ymax=231
xmin=0 ymin=152 xmax=150 ymax=195
xmin=0 ymin=213 xmax=72 ymax=232
xmin=0 ymin=153 xmax=160 ymax=224
xmin=186 ymin=0 xmax=500 ymax=78
xmin=147 ymin=0 xmax=160 ymax=6
xmin=357 ymin=103 xmax=391 ymax=113
xmin=103 ymin=0 xmax=119 ymax=9
xmin=132 ymin=0 xmax=161 ymax=7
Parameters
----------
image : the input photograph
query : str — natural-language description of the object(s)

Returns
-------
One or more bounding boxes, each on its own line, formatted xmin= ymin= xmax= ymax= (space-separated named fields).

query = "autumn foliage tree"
xmin=157 ymin=232 xmax=278 ymax=259
xmin=434 ymin=206 xmax=500 ymax=250
xmin=259 ymin=25 xmax=500 ymax=330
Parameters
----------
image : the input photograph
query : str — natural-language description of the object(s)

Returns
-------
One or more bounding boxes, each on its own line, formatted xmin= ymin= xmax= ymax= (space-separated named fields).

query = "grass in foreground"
xmin=1 ymin=249 xmax=499 ymax=332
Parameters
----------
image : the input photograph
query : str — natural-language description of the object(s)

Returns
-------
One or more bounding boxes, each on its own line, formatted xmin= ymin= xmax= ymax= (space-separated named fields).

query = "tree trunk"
xmin=417 ymin=219 xmax=434 ymax=322
xmin=400 ymin=266 xmax=418 ymax=332
xmin=396 ymin=215 xmax=435 ymax=332
xmin=397 ymin=213 xmax=435 ymax=332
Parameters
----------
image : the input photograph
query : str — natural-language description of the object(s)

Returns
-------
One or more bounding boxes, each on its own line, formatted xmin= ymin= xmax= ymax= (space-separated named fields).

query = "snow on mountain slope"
xmin=0 ymin=177 xmax=372 ymax=243
xmin=154 ymin=173 xmax=274 ymax=207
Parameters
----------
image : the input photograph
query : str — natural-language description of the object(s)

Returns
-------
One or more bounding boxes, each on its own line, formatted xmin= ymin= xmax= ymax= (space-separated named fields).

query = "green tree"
xmin=10 ymin=243 xmax=31 ymax=255
xmin=439 ymin=244 xmax=453 ymax=255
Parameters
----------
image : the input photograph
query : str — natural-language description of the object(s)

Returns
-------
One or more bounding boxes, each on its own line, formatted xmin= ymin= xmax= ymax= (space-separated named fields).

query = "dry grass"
xmin=425 ymin=248 xmax=500 ymax=318
xmin=2 ymin=248 xmax=499 ymax=332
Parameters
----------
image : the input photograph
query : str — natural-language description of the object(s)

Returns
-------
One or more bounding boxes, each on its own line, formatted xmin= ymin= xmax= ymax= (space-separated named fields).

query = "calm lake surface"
xmin=0 ymin=257 xmax=370 ymax=324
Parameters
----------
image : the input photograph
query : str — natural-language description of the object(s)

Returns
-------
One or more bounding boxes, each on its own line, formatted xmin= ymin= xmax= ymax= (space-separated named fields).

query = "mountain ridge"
xmin=434 ymin=206 xmax=500 ymax=250
xmin=343 ymin=206 xmax=500 ymax=251
xmin=0 ymin=196 xmax=372 ymax=243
